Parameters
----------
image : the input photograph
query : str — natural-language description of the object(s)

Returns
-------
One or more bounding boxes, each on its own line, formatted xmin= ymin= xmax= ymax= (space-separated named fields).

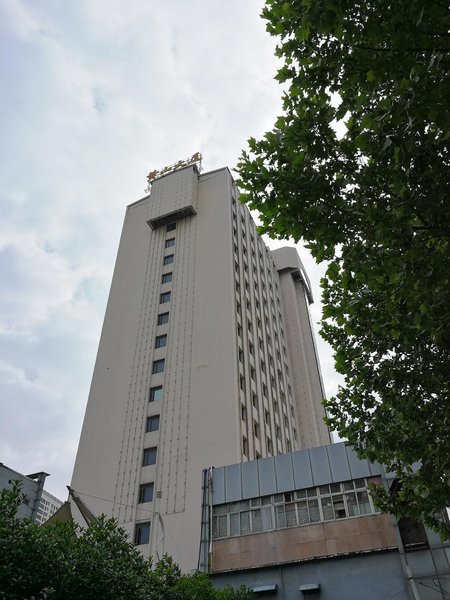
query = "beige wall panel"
xmin=71 ymin=199 xmax=152 ymax=518
xmin=212 ymin=513 xmax=398 ymax=572
xmin=147 ymin=166 xmax=198 ymax=226
xmin=273 ymin=253 xmax=330 ymax=448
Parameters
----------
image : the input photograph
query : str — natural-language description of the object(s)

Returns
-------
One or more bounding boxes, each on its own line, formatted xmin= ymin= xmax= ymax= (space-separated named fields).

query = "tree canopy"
xmin=237 ymin=0 xmax=450 ymax=536
xmin=0 ymin=483 xmax=252 ymax=600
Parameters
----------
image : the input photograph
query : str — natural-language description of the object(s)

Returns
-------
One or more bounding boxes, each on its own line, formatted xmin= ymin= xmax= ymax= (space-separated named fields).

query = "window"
xmin=165 ymin=238 xmax=175 ymax=248
xmin=160 ymin=292 xmax=171 ymax=304
xmin=243 ymin=437 xmax=248 ymax=457
xmin=163 ymin=254 xmax=174 ymax=266
xmin=146 ymin=415 xmax=160 ymax=432
xmin=398 ymin=517 xmax=429 ymax=551
xmin=155 ymin=334 xmax=167 ymax=349
xmin=152 ymin=359 xmax=165 ymax=374
xmin=211 ymin=478 xmax=378 ymax=540
xmin=161 ymin=272 xmax=172 ymax=284
xmin=143 ymin=447 xmax=157 ymax=466
xmin=157 ymin=313 xmax=169 ymax=326
xmin=254 ymin=422 xmax=260 ymax=438
xmin=134 ymin=522 xmax=151 ymax=545
xmin=166 ymin=222 xmax=176 ymax=232
xmin=139 ymin=483 xmax=154 ymax=503
xmin=149 ymin=386 xmax=163 ymax=402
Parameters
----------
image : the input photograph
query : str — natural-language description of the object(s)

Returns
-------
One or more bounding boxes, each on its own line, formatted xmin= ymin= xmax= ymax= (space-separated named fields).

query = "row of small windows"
xmin=233 ymin=201 xmax=292 ymax=457
xmin=134 ymin=222 xmax=177 ymax=545
xmin=212 ymin=479 xmax=378 ymax=540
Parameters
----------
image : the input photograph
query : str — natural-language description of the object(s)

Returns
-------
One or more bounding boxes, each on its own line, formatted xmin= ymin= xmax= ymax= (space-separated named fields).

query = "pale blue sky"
xmin=0 ymin=0 xmax=341 ymax=500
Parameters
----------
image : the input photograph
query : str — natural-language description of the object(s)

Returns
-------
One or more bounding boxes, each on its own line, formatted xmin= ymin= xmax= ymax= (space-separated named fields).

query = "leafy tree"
xmin=0 ymin=483 xmax=253 ymax=599
xmin=237 ymin=0 xmax=450 ymax=536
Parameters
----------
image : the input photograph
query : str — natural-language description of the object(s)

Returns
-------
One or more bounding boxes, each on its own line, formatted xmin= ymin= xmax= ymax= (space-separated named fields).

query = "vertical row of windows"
xmin=135 ymin=221 xmax=177 ymax=546
xmin=231 ymin=194 xmax=295 ymax=461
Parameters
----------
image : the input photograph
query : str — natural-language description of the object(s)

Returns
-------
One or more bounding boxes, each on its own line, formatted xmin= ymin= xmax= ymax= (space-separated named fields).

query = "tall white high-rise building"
xmin=71 ymin=160 xmax=330 ymax=571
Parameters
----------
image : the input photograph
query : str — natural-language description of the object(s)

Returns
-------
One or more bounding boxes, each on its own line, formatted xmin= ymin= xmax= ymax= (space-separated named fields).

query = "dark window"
xmin=139 ymin=483 xmax=154 ymax=503
xmin=155 ymin=335 xmax=167 ymax=349
xmin=134 ymin=522 xmax=151 ymax=544
xmin=160 ymin=292 xmax=171 ymax=304
xmin=143 ymin=447 xmax=157 ymax=466
xmin=157 ymin=313 xmax=169 ymax=326
xmin=161 ymin=272 xmax=172 ymax=284
xmin=149 ymin=386 xmax=163 ymax=402
xmin=165 ymin=238 xmax=175 ymax=248
xmin=166 ymin=222 xmax=176 ymax=232
xmin=163 ymin=255 xmax=174 ymax=266
xmin=152 ymin=359 xmax=165 ymax=374
xmin=146 ymin=415 xmax=160 ymax=433
xmin=398 ymin=517 xmax=429 ymax=551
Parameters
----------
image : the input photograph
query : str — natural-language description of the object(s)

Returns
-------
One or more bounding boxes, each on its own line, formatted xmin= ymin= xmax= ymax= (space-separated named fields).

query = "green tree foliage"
xmin=0 ymin=483 xmax=253 ymax=600
xmin=237 ymin=0 xmax=450 ymax=536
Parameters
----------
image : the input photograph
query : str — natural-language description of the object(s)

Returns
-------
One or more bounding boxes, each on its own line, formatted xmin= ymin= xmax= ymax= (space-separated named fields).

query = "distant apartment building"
xmin=35 ymin=489 xmax=63 ymax=525
xmin=71 ymin=159 xmax=330 ymax=571
xmin=0 ymin=462 xmax=62 ymax=524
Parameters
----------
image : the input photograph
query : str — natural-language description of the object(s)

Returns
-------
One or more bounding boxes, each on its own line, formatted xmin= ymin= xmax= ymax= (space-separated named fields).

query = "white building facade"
xmin=35 ymin=489 xmax=63 ymax=525
xmin=71 ymin=164 xmax=330 ymax=571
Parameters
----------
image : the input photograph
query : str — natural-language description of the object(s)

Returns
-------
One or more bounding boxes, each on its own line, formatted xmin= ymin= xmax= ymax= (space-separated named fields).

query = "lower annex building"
xmin=71 ymin=157 xmax=330 ymax=572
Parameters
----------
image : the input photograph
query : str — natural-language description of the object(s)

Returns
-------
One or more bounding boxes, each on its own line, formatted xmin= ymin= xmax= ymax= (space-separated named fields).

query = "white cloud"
xmin=0 ymin=0 xmax=340 ymax=501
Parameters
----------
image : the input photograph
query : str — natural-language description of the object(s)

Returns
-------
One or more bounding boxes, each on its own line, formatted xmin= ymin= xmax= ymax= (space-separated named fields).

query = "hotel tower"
xmin=71 ymin=158 xmax=330 ymax=571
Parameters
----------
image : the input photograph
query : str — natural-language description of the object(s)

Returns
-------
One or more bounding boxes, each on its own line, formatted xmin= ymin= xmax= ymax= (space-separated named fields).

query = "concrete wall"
xmin=212 ymin=551 xmax=411 ymax=600
xmin=211 ymin=513 xmax=397 ymax=572
xmin=0 ymin=463 xmax=47 ymax=521
xmin=272 ymin=247 xmax=330 ymax=448
xmin=211 ymin=443 xmax=383 ymax=504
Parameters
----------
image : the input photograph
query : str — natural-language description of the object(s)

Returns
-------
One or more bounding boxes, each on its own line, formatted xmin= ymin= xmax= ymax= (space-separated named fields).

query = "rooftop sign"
xmin=146 ymin=152 xmax=202 ymax=188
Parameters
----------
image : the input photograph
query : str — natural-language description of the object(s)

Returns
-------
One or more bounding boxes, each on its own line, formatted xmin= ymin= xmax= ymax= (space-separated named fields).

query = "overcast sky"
xmin=0 ymin=0 xmax=342 ymax=501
